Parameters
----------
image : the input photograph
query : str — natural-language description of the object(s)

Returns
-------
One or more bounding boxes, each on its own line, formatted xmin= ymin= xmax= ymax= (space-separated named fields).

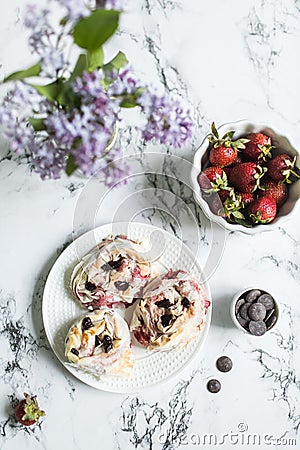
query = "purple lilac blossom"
xmin=101 ymin=147 xmax=131 ymax=188
xmin=0 ymin=83 xmax=68 ymax=178
xmin=0 ymin=84 xmax=40 ymax=153
xmin=109 ymin=68 xmax=193 ymax=148
xmin=45 ymin=71 xmax=121 ymax=176
xmin=30 ymin=139 xmax=67 ymax=180
xmin=108 ymin=66 xmax=139 ymax=97
xmin=55 ymin=0 xmax=90 ymax=22
xmin=139 ymin=89 xmax=193 ymax=147
xmin=24 ymin=4 xmax=66 ymax=78
xmin=95 ymin=0 xmax=125 ymax=9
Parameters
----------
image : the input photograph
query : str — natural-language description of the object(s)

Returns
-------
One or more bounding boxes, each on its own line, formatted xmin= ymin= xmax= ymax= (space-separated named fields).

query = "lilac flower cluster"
xmin=46 ymin=71 xmax=121 ymax=176
xmin=55 ymin=0 xmax=90 ymax=23
xmin=109 ymin=67 xmax=193 ymax=148
xmin=24 ymin=4 xmax=66 ymax=78
xmin=0 ymin=76 xmax=129 ymax=182
xmin=0 ymin=83 xmax=66 ymax=179
xmin=108 ymin=67 xmax=140 ymax=97
xmin=0 ymin=83 xmax=37 ymax=154
xmin=139 ymin=89 xmax=193 ymax=148
xmin=0 ymin=2 xmax=193 ymax=184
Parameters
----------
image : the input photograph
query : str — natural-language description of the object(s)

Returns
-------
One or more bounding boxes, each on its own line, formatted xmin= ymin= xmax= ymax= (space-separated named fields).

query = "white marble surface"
xmin=0 ymin=0 xmax=300 ymax=449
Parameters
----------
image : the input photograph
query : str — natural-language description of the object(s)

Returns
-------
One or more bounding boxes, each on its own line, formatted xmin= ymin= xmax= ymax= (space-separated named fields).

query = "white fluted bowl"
xmin=191 ymin=120 xmax=300 ymax=234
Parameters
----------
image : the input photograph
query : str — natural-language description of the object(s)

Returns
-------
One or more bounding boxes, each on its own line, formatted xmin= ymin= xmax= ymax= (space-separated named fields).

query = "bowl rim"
xmin=230 ymin=286 xmax=280 ymax=336
xmin=191 ymin=119 xmax=300 ymax=234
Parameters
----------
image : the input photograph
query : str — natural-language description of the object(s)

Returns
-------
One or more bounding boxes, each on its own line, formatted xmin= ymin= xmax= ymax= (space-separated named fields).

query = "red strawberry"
xmin=198 ymin=166 xmax=228 ymax=192
xmin=210 ymin=146 xmax=238 ymax=168
xmin=243 ymin=132 xmax=273 ymax=161
xmin=223 ymin=166 xmax=233 ymax=178
xmin=232 ymin=154 xmax=244 ymax=165
xmin=229 ymin=162 xmax=267 ymax=193
xmin=208 ymin=122 xmax=249 ymax=167
xmin=267 ymin=154 xmax=300 ymax=183
xmin=261 ymin=179 xmax=288 ymax=207
xmin=248 ymin=195 xmax=277 ymax=224
xmin=238 ymin=192 xmax=255 ymax=205
xmin=14 ymin=393 xmax=45 ymax=427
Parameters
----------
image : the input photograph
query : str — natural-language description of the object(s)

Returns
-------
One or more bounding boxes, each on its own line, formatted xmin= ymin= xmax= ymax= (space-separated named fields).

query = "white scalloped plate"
xmin=42 ymin=222 xmax=212 ymax=393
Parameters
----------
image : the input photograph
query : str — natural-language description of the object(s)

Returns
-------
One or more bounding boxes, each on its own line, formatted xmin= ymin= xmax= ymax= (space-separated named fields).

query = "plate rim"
xmin=42 ymin=222 xmax=212 ymax=393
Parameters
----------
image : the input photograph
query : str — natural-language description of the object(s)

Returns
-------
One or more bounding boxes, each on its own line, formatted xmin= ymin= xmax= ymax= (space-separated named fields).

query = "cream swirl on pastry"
xmin=71 ymin=234 xmax=151 ymax=310
xmin=130 ymin=270 xmax=210 ymax=350
xmin=65 ymin=308 xmax=133 ymax=377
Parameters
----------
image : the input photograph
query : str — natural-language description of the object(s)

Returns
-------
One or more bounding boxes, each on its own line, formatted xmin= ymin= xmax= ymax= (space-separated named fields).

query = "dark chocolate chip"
xmin=248 ymin=303 xmax=266 ymax=321
xmin=161 ymin=314 xmax=173 ymax=327
xmin=249 ymin=320 xmax=267 ymax=336
xmin=155 ymin=298 xmax=171 ymax=308
xmin=257 ymin=294 xmax=274 ymax=311
xmin=85 ymin=280 xmax=96 ymax=291
xmin=239 ymin=303 xmax=251 ymax=321
xmin=266 ymin=311 xmax=277 ymax=330
xmin=95 ymin=335 xmax=101 ymax=347
xmin=235 ymin=298 xmax=245 ymax=315
xmin=114 ymin=281 xmax=129 ymax=291
xmin=181 ymin=297 xmax=191 ymax=308
xmin=70 ymin=348 xmax=79 ymax=356
xmin=207 ymin=379 xmax=221 ymax=393
xmin=104 ymin=343 xmax=113 ymax=353
xmin=109 ymin=258 xmax=124 ymax=270
xmin=102 ymin=257 xmax=124 ymax=272
xmin=245 ymin=289 xmax=261 ymax=303
xmin=216 ymin=356 xmax=233 ymax=373
xmin=103 ymin=334 xmax=112 ymax=343
xmin=82 ymin=317 xmax=94 ymax=330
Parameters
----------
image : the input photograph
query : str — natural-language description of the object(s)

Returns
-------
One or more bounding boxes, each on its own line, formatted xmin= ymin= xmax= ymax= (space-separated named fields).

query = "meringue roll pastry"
xmin=65 ymin=308 xmax=133 ymax=377
xmin=71 ymin=234 xmax=151 ymax=310
xmin=130 ymin=270 xmax=211 ymax=350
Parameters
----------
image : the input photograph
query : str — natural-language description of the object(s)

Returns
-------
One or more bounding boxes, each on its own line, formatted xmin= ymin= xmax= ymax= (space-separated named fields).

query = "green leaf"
xmin=29 ymin=117 xmax=46 ymax=131
xmin=70 ymin=54 xmax=88 ymax=81
xmin=232 ymin=217 xmax=253 ymax=228
xmin=31 ymin=80 xmax=63 ymax=101
xmin=87 ymin=47 xmax=104 ymax=71
xmin=66 ymin=154 xmax=78 ymax=176
xmin=232 ymin=211 xmax=245 ymax=219
xmin=57 ymin=82 xmax=79 ymax=107
xmin=120 ymin=98 xmax=138 ymax=108
xmin=3 ymin=62 xmax=41 ymax=82
xmin=73 ymin=10 xmax=119 ymax=51
xmin=104 ymin=51 xmax=128 ymax=71
xmin=223 ymin=130 xmax=235 ymax=140
xmin=211 ymin=122 xmax=219 ymax=139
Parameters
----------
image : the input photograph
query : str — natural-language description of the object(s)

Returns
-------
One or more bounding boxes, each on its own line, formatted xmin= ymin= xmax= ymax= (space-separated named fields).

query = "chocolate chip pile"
xmin=235 ymin=289 xmax=277 ymax=336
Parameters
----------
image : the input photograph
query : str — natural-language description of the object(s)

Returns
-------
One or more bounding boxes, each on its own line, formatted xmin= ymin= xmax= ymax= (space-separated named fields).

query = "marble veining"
xmin=116 ymin=373 xmax=198 ymax=450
